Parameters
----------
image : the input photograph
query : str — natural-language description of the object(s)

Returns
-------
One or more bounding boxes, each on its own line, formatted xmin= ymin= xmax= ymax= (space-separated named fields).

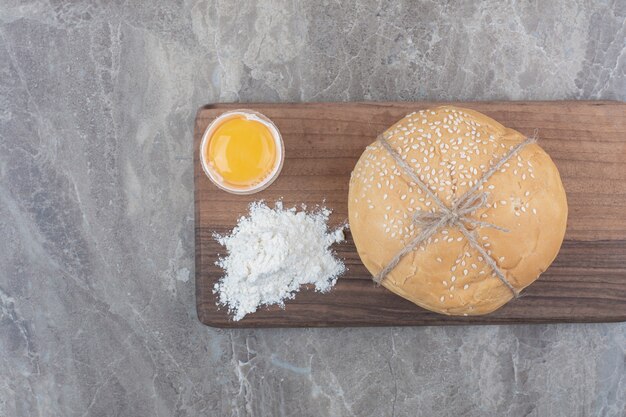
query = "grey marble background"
xmin=0 ymin=0 xmax=625 ymax=416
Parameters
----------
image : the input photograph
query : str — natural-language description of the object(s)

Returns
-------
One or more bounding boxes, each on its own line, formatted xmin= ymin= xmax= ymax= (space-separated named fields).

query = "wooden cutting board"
xmin=194 ymin=101 xmax=626 ymax=328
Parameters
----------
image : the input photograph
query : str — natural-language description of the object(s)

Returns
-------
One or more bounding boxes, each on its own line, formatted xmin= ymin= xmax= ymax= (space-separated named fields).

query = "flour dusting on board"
xmin=213 ymin=201 xmax=347 ymax=321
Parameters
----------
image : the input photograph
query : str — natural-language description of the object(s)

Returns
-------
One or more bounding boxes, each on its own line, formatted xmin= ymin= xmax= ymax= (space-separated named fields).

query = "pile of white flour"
xmin=213 ymin=201 xmax=346 ymax=321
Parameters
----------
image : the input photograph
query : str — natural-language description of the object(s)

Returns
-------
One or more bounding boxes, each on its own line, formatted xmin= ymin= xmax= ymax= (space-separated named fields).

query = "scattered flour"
xmin=213 ymin=201 xmax=346 ymax=321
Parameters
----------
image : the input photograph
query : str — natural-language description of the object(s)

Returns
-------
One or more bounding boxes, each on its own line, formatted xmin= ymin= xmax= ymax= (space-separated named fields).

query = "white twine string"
xmin=373 ymin=132 xmax=538 ymax=298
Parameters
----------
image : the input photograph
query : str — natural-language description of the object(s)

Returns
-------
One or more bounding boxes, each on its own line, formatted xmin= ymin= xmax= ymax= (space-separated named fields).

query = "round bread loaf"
xmin=348 ymin=106 xmax=567 ymax=316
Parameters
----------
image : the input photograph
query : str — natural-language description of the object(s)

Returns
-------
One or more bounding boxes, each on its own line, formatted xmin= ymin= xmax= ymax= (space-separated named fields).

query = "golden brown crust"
xmin=348 ymin=106 xmax=568 ymax=315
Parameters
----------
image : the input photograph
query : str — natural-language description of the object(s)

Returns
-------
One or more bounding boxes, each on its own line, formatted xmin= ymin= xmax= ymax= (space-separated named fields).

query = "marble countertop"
xmin=1 ymin=1 xmax=624 ymax=416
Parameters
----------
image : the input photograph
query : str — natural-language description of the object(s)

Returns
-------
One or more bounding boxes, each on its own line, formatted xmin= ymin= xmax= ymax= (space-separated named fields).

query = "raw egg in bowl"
xmin=200 ymin=110 xmax=284 ymax=194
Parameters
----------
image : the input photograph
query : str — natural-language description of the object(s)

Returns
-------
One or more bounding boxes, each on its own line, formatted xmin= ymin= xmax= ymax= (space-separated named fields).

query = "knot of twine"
xmin=373 ymin=132 xmax=538 ymax=298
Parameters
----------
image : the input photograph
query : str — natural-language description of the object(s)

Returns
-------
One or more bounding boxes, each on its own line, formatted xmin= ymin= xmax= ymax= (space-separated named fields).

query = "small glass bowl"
xmin=200 ymin=110 xmax=284 ymax=195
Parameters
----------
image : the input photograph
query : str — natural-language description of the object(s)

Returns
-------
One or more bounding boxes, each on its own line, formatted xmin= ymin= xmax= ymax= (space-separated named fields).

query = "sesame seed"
xmin=464 ymin=284 xmax=469 ymax=290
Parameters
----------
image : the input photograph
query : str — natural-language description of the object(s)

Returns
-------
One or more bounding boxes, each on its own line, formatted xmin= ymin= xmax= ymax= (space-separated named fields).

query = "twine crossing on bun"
xmin=373 ymin=133 xmax=538 ymax=298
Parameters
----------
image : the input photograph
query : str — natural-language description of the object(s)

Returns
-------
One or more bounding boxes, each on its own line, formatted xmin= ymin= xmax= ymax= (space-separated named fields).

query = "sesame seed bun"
xmin=348 ymin=106 xmax=568 ymax=316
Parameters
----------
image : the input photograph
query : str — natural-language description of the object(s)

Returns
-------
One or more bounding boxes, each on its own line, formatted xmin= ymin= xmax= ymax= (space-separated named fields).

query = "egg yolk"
xmin=206 ymin=116 xmax=277 ymax=188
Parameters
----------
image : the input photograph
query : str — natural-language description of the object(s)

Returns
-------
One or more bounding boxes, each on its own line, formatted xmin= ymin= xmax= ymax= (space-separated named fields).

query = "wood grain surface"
xmin=194 ymin=101 xmax=626 ymax=328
